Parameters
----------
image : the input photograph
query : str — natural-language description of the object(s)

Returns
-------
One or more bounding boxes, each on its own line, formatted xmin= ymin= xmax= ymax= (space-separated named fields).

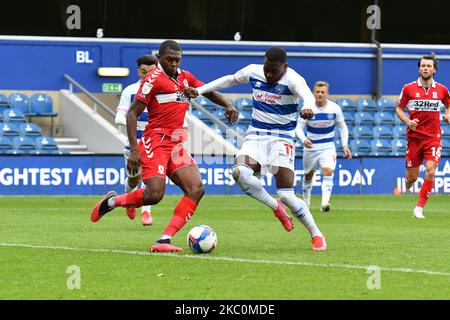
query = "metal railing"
xmin=64 ymin=74 xmax=116 ymax=120
xmin=190 ymin=100 xmax=245 ymax=144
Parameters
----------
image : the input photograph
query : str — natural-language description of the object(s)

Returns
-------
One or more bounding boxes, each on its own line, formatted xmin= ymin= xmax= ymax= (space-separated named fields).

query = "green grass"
xmin=0 ymin=195 xmax=449 ymax=300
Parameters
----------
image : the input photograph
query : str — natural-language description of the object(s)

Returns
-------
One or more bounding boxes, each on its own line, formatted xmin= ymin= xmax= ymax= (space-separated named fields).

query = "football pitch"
xmin=0 ymin=194 xmax=449 ymax=300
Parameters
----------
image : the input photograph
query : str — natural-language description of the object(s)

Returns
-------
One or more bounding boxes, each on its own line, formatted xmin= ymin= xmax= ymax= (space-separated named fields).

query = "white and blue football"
xmin=187 ymin=225 xmax=217 ymax=254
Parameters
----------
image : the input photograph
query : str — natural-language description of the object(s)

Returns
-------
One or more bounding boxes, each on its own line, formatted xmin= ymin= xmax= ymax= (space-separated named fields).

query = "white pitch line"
xmin=0 ymin=243 xmax=449 ymax=277
xmin=0 ymin=207 xmax=449 ymax=213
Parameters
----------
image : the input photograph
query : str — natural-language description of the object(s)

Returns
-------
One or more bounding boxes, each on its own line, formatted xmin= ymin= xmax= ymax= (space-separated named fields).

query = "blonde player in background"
xmin=296 ymin=81 xmax=351 ymax=212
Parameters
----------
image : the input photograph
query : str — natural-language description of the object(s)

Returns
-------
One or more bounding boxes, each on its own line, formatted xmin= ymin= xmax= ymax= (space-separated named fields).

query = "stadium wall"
xmin=1 ymin=155 xmax=450 ymax=196
xmin=2 ymin=36 xmax=450 ymax=95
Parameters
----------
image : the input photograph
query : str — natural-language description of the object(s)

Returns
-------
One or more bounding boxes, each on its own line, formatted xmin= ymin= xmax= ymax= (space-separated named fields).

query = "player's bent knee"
xmin=232 ymin=165 xmax=253 ymax=182
xmin=185 ymin=184 xmax=205 ymax=201
xmin=143 ymin=189 xmax=164 ymax=205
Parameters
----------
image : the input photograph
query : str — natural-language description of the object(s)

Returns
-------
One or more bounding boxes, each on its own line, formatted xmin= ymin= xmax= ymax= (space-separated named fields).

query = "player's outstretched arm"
xmin=444 ymin=105 xmax=450 ymax=124
xmin=203 ymin=91 xmax=239 ymax=124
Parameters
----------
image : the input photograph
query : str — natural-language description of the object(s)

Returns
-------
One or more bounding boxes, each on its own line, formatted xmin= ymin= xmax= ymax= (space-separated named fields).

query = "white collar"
xmin=417 ymin=77 xmax=436 ymax=88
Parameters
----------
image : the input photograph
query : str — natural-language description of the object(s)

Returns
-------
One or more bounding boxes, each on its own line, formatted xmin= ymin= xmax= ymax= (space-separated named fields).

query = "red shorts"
xmin=138 ymin=133 xmax=196 ymax=181
xmin=405 ymin=137 xmax=442 ymax=168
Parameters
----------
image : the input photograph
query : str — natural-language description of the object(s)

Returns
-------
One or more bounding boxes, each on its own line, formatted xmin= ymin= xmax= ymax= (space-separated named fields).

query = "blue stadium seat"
xmin=373 ymin=125 xmax=394 ymax=139
xmin=192 ymin=109 xmax=212 ymax=124
xmin=350 ymin=139 xmax=371 ymax=156
xmin=391 ymin=139 xmax=407 ymax=155
xmin=235 ymin=97 xmax=252 ymax=111
xmin=9 ymin=93 xmax=32 ymax=115
xmin=342 ymin=112 xmax=355 ymax=125
xmin=377 ymin=97 xmax=396 ymax=112
xmin=0 ymin=94 xmax=9 ymax=114
xmin=35 ymin=136 xmax=58 ymax=150
xmin=30 ymin=93 xmax=57 ymax=117
xmin=394 ymin=114 xmax=406 ymax=126
xmin=3 ymin=108 xmax=26 ymax=123
xmin=213 ymin=110 xmax=225 ymax=120
xmin=371 ymin=139 xmax=392 ymax=156
xmin=0 ymin=136 xmax=13 ymax=151
xmin=441 ymin=126 xmax=450 ymax=139
xmin=0 ymin=93 xmax=8 ymax=107
xmin=336 ymin=98 xmax=357 ymax=111
xmin=234 ymin=123 xmax=247 ymax=135
xmin=393 ymin=125 xmax=407 ymax=139
xmin=13 ymin=136 xmax=36 ymax=150
xmin=346 ymin=124 xmax=355 ymax=139
xmin=0 ymin=123 xmax=20 ymax=136
xmin=356 ymin=98 xmax=377 ymax=112
xmin=354 ymin=112 xmax=375 ymax=125
xmin=374 ymin=111 xmax=396 ymax=125
xmin=238 ymin=110 xmax=252 ymax=124
xmin=352 ymin=125 xmax=374 ymax=139
xmin=193 ymin=97 xmax=216 ymax=111
xmin=19 ymin=123 xmax=42 ymax=136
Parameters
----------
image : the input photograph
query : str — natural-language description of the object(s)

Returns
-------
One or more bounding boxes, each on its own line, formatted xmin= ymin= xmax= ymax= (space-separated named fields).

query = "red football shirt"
xmin=135 ymin=64 xmax=204 ymax=138
xmin=398 ymin=78 xmax=450 ymax=139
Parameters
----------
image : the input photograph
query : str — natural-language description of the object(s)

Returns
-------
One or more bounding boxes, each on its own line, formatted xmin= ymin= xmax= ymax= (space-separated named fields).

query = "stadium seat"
xmin=192 ymin=109 xmax=212 ymax=124
xmin=193 ymin=97 xmax=216 ymax=111
xmin=3 ymin=108 xmax=26 ymax=123
xmin=336 ymin=124 xmax=354 ymax=138
xmin=336 ymin=98 xmax=357 ymax=111
xmin=354 ymin=112 xmax=375 ymax=125
xmin=373 ymin=125 xmax=394 ymax=139
xmin=352 ymin=125 xmax=374 ymax=139
xmin=393 ymin=125 xmax=407 ymax=139
xmin=342 ymin=112 xmax=355 ymax=125
xmin=35 ymin=136 xmax=58 ymax=150
xmin=0 ymin=94 xmax=9 ymax=114
xmin=0 ymin=93 xmax=8 ymax=106
xmin=13 ymin=136 xmax=36 ymax=150
xmin=213 ymin=110 xmax=226 ymax=121
xmin=374 ymin=111 xmax=396 ymax=125
xmin=0 ymin=136 xmax=13 ymax=151
xmin=9 ymin=93 xmax=32 ymax=116
xmin=350 ymin=139 xmax=371 ymax=156
xmin=391 ymin=139 xmax=407 ymax=155
xmin=394 ymin=114 xmax=405 ymax=126
xmin=377 ymin=97 xmax=396 ymax=112
xmin=356 ymin=98 xmax=377 ymax=112
xmin=30 ymin=93 xmax=57 ymax=117
xmin=441 ymin=126 xmax=450 ymax=139
xmin=371 ymin=139 xmax=392 ymax=156
xmin=234 ymin=123 xmax=247 ymax=135
xmin=235 ymin=97 xmax=252 ymax=111
xmin=238 ymin=110 xmax=252 ymax=124
xmin=19 ymin=123 xmax=42 ymax=136
xmin=0 ymin=123 xmax=20 ymax=136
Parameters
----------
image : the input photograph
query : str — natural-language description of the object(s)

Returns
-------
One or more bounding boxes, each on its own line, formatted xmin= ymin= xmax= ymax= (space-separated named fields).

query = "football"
xmin=187 ymin=225 xmax=217 ymax=254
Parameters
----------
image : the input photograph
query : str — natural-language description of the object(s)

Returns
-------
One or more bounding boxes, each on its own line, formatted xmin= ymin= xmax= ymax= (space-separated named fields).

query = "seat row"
xmin=0 ymin=135 xmax=58 ymax=151
xmin=0 ymin=93 xmax=57 ymax=117
xmin=192 ymin=96 xmax=398 ymax=113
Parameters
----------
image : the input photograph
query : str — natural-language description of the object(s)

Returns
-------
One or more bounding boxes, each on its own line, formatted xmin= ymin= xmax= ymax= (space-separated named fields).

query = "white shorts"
xmin=123 ymin=146 xmax=141 ymax=178
xmin=236 ymin=136 xmax=295 ymax=175
xmin=303 ymin=148 xmax=337 ymax=173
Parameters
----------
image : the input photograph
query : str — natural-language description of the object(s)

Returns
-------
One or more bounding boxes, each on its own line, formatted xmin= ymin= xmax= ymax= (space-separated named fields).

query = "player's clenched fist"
xmin=183 ymin=86 xmax=199 ymax=98
xmin=300 ymin=108 xmax=314 ymax=120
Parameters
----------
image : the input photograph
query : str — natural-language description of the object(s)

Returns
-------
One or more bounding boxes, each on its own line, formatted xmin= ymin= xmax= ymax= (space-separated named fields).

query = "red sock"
xmin=417 ymin=179 xmax=433 ymax=208
xmin=113 ymin=189 xmax=144 ymax=208
xmin=163 ymin=196 xmax=197 ymax=237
